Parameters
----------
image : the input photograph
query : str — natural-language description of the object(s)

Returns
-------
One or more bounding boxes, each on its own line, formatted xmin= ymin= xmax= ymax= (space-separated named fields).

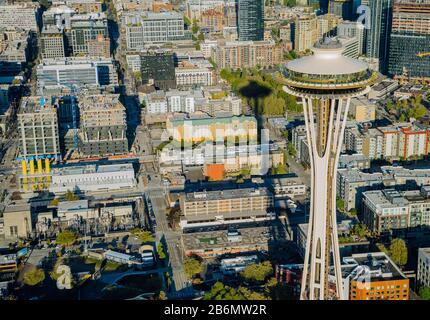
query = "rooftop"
xmin=184 ymin=187 xmax=272 ymax=202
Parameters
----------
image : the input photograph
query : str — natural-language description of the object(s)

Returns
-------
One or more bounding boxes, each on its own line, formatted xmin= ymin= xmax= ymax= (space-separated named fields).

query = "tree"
xmin=158 ymin=290 xmax=167 ymax=300
xmin=56 ymin=230 xmax=77 ymax=246
xmin=184 ymin=257 xmax=203 ymax=279
xmin=389 ymin=238 xmax=408 ymax=267
xmin=336 ymin=197 xmax=345 ymax=211
xmin=64 ymin=190 xmax=79 ymax=201
xmin=10 ymin=191 xmax=22 ymax=200
xmin=204 ymin=282 xmax=269 ymax=300
xmin=192 ymin=19 xmax=199 ymax=34
xmin=419 ymin=286 xmax=430 ymax=300
xmin=157 ymin=242 xmax=166 ymax=261
xmin=351 ymin=223 xmax=369 ymax=238
xmin=241 ymin=261 xmax=273 ymax=283
xmin=183 ymin=16 xmax=191 ymax=27
xmin=349 ymin=208 xmax=358 ymax=216
xmin=130 ymin=229 xmax=154 ymax=244
xmin=287 ymin=142 xmax=297 ymax=157
xmin=49 ymin=198 xmax=60 ymax=207
xmin=23 ymin=268 xmax=45 ymax=286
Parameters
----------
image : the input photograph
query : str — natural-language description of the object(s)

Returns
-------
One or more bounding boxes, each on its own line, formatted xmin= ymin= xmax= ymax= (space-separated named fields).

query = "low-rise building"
xmin=179 ymin=187 xmax=275 ymax=229
xmin=3 ymin=204 xmax=33 ymax=239
xmin=49 ymin=162 xmax=136 ymax=193
xmin=220 ymin=255 xmax=259 ymax=275
xmin=181 ymin=223 xmax=284 ymax=258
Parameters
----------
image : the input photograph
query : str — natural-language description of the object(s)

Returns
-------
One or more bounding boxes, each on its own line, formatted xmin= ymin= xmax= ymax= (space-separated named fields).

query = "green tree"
xmin=204 ymin=282 xmax=268 ymax=300
xmin=56 ymin=230 xmax=77 ymax=246
xmin=157 ymin=242 xmax=166 ymax=261
xmin=130 ymin=229 xmax=154 ymax=244
xmin=349 ymin=208 xmax=358 ymax=216
xmin=389 ymin=238 xmax=408 ymax=267
xmin=287 ymin=142 xmax=297 ymax=157
xmin=183 ymin=16 xmax=191 ymax=26
xmin=241 ymin=261 xmax=273 ymax=283
xmin=184 ymin=257 xmax=203 ymax=279
xmin=419 ymin=286 xmax=430 ymax=300
xmin=351 ymin=223 xmax=369 ymax=238
xmin=158 ymin=290 xmax=168 ymax=300
xmin=192 ymin=19 xmax=199 ymax=34
xmin=64 ymin=190 xmax=79 ymax=201
xmin=23 ymin=268 xmax=45 ymax=286
xmin=336 ymin=197 xmax=345 ymax=211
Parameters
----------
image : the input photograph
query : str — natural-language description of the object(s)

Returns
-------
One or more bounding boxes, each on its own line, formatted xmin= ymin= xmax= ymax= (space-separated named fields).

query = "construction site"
xmin=64 ymin=94 xmax=129 ymax=159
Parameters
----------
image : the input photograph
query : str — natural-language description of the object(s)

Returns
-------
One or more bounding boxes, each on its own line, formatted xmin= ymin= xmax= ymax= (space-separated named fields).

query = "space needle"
xmin=281 ymin=38 xmax=377 ymax=300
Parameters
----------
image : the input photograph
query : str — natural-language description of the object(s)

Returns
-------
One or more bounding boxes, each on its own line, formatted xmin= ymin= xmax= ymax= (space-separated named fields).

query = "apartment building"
xmin=417 ymin=247 xmax=430 ymax=288
xmin=70 ymin=12 xmax=109 ymax=56
xmin=211 ymin=40 xmax=283 ymax=69
xmin=123 ymin=11 xmax=185 ymax=50
xmin=66 ymin=94 xmax=128 ymax=156
xmin=52 ymin=0 xmax=103 ymax=13
xmin=340 ymin=252 xmax=409 ymax=300
xmin=0 ymin=3 xmax=39 ymax=31
xmin=179 ymin=187 xmax=275 ymax=229
xmin=166 ymin=114 xmax=258 ymax=143
xmin=18 ymin=97 xmax=61 ymax=160
xmin=40 ymin=26 xmax=66 ymax=59
xmin=175 ymin=60 xmax=214 ymax=88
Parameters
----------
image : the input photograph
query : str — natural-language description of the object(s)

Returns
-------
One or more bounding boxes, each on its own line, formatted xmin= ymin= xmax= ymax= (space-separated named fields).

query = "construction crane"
xmin=416 ymin=52 xmax=430 ymax=58
xmin=38 ymin=75 xmax=81 ymax=153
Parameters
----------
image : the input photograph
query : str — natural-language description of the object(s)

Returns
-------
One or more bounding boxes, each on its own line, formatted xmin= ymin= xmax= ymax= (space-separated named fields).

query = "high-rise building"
xmin=123 ymin=11 xmax=185 ymax=50
xmin=281 ymin=38 xmax=376 ymax=300
xmin=211 ymin=40 xmax=283 ymax=69
xmin=70 ymin=12 xmax=109 ymax=56
xmin=40 ymin=26 xmax=66 ymax=59
xmin=388 ymin=0 xmax=430 ymax=80
xmin=65 ymin=94 xmax=128 ymax=156
xmin=365 ymin=0 xmax=393 ymax=73
xmin=18 ymin=97 xmax=61 ymax=160
xmin=139 ymin=49 xmax=176 ymax=90
xmin=237 ymin=0 xmax=264 ymax=41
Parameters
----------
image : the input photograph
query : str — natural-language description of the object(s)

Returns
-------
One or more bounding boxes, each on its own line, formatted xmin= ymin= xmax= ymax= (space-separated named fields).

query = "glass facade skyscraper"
xmin=388 ymin=0 xmax=430 ymax=79
xmin=365 ymin=0 xmax=393 ymax=74
xmin=237 ymin=0 xmax=264 ymax=41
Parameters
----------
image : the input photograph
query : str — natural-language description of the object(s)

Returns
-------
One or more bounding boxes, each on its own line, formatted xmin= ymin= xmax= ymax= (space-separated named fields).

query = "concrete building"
xmin=3 ymin=204 xmax=33 ymax=239
xmin=175 ymin=60 xmax=214 ymax=88
xmin=52 ymin=0 xmax=103 ymax=14
xmin=18 ymin=96 xmax=60 ymax=159
xmin=181 ymin=223 xmax=283 ymax=258
xmin=123 ymin=11 xmax=185 ymax=50
xmin=36 ymin=57 xmax=118 ymax=92
xmin=363 ymin=189 xmax=410 ymax=235
xmin=179 ymin=187 xmax=275 ymax=229
xmin=338 ymin=252 xmax=409 ymax=300
xmin=70 ymin=12 xmax=109 ymax=56
xmin=417 ymin=247 xmax=430 ymax=289
xmin=211 ymin=40 xmax=283 ymax=70
xmin=166 ymin=114 xmax=258 ymax=143
xmin=0 ymin=3 xmax=39 ymax=31
xmin=40 ymin=26 xmax=66 ymax=59
xmin=349 ymin=97 xmax=376 ymax=122
xmin=49 ymin=162 xmax=136 ymax=193
xmin=65 ymin=94 xmax=128 ymax=156
xmin=363 ymin=186 xmax=430 ymax=235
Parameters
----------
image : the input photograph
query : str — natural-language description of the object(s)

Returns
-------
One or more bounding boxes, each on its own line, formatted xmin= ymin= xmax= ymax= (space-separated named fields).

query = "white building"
xmin=0 ymin=4 xmax=39 ymax=31
xmin=123 ymin=11 xmax=185 ymax=50
xmin=418 ymin=248 xmax=430 ymax=289
xmin=49 ymin=163 xmax=136 ymax=193
xmin=175 ymin=60 xmax=214 ymax=88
